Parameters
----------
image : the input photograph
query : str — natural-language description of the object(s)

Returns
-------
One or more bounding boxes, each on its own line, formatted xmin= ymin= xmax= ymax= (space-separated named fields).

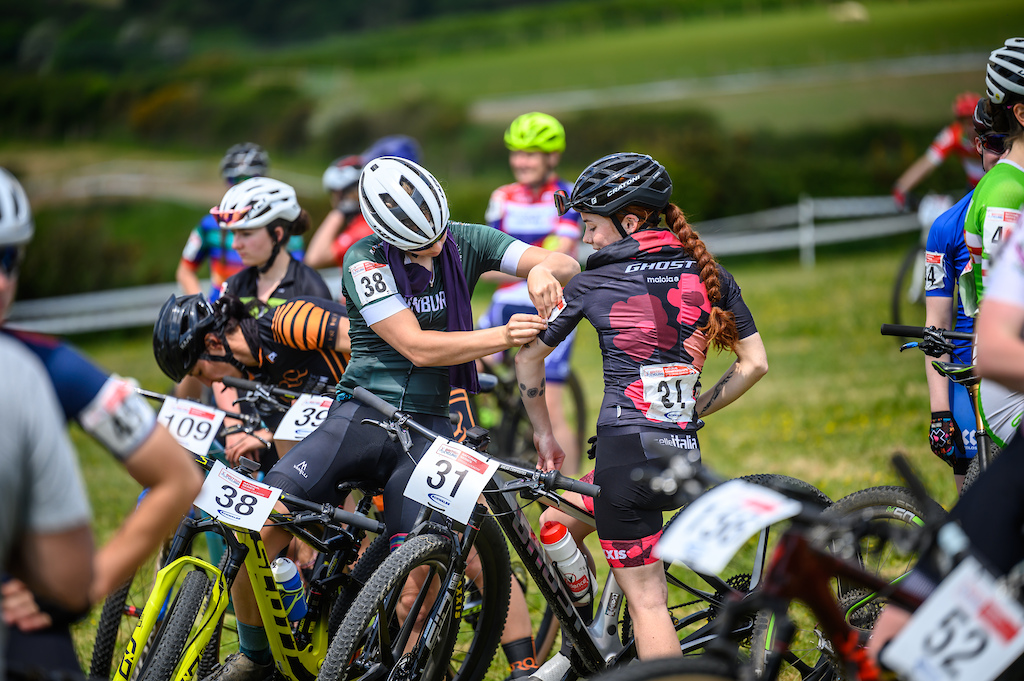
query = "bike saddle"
xmin=931 ymin=361 xmax=980 ymax=387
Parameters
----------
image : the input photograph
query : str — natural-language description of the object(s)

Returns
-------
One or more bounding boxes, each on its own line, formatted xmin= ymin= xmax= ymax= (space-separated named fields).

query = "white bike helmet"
xmin=986 ymin=37 xmax=1024 ymax=105
xmin=0 ymin=168 xmax=33 ymax=247
xmin=323 ymin=155 xmax=363 ymax=193
xmin=359 ymin=157 xmax=449 ymax=251
xmin=212 ymin=177 xmax=301 ymax=231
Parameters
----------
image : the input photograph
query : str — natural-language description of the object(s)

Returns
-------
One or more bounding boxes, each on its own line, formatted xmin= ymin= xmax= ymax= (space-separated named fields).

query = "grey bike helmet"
xmin=986 ymin=38 xmax=1024 ymax=106
xmin=220 ymin=143 xmax=270 ymax=184
xmin=555 ymin=153 xmax=672 ymax=219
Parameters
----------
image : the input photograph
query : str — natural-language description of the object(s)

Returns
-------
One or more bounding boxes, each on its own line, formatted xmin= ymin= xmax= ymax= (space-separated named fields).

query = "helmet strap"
xmin=201 ymin=332 xmax=249 ymax=375
xmin=258 ymin=226 xmax=285 ymax=274
xmin=610 ymin=214 xmax=630 ymax=239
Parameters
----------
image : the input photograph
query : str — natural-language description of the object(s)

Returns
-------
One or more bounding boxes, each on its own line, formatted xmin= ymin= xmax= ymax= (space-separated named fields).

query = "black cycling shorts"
xmin=264 ymin=398 xmax=454 ymax=546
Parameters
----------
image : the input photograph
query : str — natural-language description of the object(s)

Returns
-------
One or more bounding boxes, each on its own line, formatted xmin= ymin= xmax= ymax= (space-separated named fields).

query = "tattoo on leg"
xmin=699 ymin=366 xmax=735 ymax=416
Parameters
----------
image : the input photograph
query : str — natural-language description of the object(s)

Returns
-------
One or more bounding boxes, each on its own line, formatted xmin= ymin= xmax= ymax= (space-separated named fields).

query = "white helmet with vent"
xmin=987 ymin=37 xmax=1024 ymax=105
xmin=358 ymin=157 xmax=449 ymax=251
xmin=0 ymin=168 xmax=33 ymax=247
xmin=212 ymin=177 xmax=300 ymax=230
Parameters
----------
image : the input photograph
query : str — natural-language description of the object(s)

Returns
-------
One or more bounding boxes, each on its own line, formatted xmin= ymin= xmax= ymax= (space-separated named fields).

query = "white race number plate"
xmin=655 ymin=479 xmax=801 ymax=575
xmin=194 ymin=460 xmax=282 ymax=531
xmin=404 ymin=438 xmax=499 ymax=524
xmin=156 ymin=397 xmax=226 ymax=455
xmin=274 ymin=394 xmax=333 ymax=441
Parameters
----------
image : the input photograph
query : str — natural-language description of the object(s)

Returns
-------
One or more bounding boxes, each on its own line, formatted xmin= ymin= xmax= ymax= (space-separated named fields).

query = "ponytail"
xmin=664 ymin=203 xmax=739 ymax=353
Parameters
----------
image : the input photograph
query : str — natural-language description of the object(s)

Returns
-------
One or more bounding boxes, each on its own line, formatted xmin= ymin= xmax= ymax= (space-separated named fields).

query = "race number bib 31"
xmin=194 ymin=460 xmax=282 ymax=532
xmin=349 ymin=260 xmax=399 ymax=306
xmin=404 ymin=439 xmax=499 ymax=524
xmin=274 ymin=394 xmax=333 ymax=441
xmin=156 ymin=397 xmax=226 ymax=455
xmin=883 ymin=556 xmax=1024 ymax=681
xmin=655 ymin=479 xmax=801 ymax=575
xmin=640 ymin=363 xmax=700 ymax=424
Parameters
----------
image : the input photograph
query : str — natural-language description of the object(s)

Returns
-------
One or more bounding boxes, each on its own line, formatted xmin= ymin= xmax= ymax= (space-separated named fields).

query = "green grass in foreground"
xmin=68 ymin=235 xmax=952 ymax=669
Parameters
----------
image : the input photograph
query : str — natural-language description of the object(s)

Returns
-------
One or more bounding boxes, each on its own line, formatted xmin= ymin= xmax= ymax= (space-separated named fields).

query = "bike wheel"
xmin=137 ymin=569 xmax=212 ymax=681
xmin=749 ymin=486 xmax=932 ymax=680
xmin=589 ymin=655 xmax=738 ymax=681
xmin=499 ymin=370 xmax=588 ymax=469
xmin=623 ymin=475 xmax=831 ymax=666
xmin=328 ymin=533 xmax=392 ymax=638
xmin=891 ymin=244 xmax=927 ymax=331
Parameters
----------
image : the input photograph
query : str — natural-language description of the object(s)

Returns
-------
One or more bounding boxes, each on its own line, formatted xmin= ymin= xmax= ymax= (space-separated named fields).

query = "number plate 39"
xmin=882 ymin=557 xmax=1024 ymax=681
xmin=194 ymin=460 xmax=283 ymax=531
xmin=404 ymin=439 xmax=499 ymax=524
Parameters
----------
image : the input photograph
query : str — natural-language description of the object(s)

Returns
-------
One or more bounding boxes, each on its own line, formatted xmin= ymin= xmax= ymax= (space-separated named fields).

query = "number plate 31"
xmin=404 ymin=439 xmax=499 ymax=524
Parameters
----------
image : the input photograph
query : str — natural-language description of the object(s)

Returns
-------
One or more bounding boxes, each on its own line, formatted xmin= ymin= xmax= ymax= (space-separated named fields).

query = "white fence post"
xmin=798 ymin=193 xmax=815 ymax=268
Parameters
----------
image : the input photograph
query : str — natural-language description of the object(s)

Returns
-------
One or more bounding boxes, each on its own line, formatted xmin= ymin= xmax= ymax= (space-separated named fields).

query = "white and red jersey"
xmin=927 ymin=120 xmax=985 ymax=188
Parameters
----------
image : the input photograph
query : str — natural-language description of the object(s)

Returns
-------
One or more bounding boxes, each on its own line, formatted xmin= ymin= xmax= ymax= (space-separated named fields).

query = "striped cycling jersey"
xmin=252 ymin=297 xmax=348 ymax=395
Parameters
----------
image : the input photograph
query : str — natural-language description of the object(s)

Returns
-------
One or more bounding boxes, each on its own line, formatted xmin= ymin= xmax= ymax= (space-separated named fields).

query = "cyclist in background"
xmin=176 ymin=143 xmax=305 ymax=299
xmin=892 ymin=92 xmax=983 ymax=211
xmin=517 ymin=153 xmax=767 ymax=663
xmin=0 ymin=167 xmax=203 ymax=677
xmin=924 ymin=97 xmax=1009 ymax=494
xmin=961 ymin=38 xmax=1024 ymax=451
xmin=480 ymin=112 xmax=584 ymax=476
xmin=305 ymin=135 xmax=422 ymax=273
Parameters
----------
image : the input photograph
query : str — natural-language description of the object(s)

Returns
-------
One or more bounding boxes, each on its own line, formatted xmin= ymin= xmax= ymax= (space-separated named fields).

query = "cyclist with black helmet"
xmin=516 ymin=153 xmax=767 ymax=661
xmin=924 ymin=97 xmax=1009 ymax=493
xmin=961 ymin=37 xmax=1024 ymax=451
xmin=175 ymin=143 xmax=306 ymax=300
xmin=892 ymin=92 xmax=984 ymax=211
xmin=0 ymin=167 xmax=203 ymax=677
xmin=480 ymin=112 xmax=584 ymax=475
xmin=204 ymin=156 xmax=578 ymax=680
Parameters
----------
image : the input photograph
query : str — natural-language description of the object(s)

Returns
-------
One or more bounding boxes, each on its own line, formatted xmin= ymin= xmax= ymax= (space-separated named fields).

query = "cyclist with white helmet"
xmin=211 ymin=177 xmax=332 ymax=466
xmin=924 ymin=97 xmax=1009 ymax=493
xmin=0 ymin=167 xmax=203 ymax=676
xmin=480 ymin=112 xmax=584 ymax=477
xmin=207 ymin=157 xmax=579 ymax=680
xmin=892 ymin=92 xmax=984 ymax=211
xmin=961 ymin=37 xmax=1024 ymax=451
xmin=175 ymin=143 xmax=306 ymax=300
xmin=517 ymin=153 xmax=767 ymax=662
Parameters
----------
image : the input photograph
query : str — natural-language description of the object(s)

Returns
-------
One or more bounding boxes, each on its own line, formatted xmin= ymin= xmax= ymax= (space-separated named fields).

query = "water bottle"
xmin=270 ymin=557 xmax=308 ymax=622
xmin=539 ymin=521 xmax=593 ymax=604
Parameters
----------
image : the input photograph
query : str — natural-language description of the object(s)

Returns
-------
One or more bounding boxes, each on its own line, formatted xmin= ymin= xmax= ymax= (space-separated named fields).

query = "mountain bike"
xmin=320 ymin=387 xmax=834 ymax=681
xmin=587 ymin=454 xmax=941 ymax=681
xmin=96 ymin=450 xmax=383 ymax=681
xmin=880 ymin=323 xmax=999 ymax=493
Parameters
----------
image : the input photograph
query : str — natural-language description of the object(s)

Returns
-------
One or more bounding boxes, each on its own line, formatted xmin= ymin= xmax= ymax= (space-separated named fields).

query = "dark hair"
xmin=267 ymin=209 xmax=311 ymax=239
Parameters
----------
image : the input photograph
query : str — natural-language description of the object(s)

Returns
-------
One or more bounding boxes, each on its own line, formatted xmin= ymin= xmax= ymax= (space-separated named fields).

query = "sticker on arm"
xmin=349 ymin=260 xmax=399 ymax=306
xmin=924 ymin=251 xmax=946 ymax=291
xmin=79 ymin=376 xmax=157 ymax=461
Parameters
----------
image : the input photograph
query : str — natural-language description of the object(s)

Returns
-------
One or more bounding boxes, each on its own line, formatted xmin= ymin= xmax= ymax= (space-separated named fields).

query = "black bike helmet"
xmin=153 ymin=294 xmax=221 ymax=382
xmin=555 ymin=153 xmax=672 ymax=218
xmin=220 ymin=143 xmax=270 ymax=184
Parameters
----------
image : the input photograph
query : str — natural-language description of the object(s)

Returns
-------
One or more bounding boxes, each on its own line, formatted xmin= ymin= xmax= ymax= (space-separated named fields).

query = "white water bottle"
xmin=540 ymin=521 xmax=593 ymax=604
xmin=271 ymin=557 xmax=308 ymax=622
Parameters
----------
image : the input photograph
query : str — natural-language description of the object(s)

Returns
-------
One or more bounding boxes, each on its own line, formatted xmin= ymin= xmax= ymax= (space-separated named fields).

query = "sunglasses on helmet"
xmin=0 ymin=245 xmax=24 ymax=278
xmin=210 ymin=205 xmax=253 ymax=227
xmin=553 ymin=189 xmax=572 ymax=217
xmin=979 ymin=133 xmax=1008 ymax=155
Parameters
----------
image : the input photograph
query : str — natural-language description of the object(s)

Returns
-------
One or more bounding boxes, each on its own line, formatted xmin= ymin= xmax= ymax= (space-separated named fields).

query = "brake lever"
xmin=360 ymin=418 xmax=413 ymax=453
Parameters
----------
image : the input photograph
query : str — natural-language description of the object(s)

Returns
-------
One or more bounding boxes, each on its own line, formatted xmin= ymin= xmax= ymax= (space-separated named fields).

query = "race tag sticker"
xmin=349 ymin=260 xmax=399 ymax=306
xmin=924 ymin=251 xmax=945 ymax=291
xmin=156 ymin=397 xmax=226 ymax=455
xmin=274 ymin=394 xmax=333 ymax=441
xmin=405 ymin=438 xmax=499 ymax=524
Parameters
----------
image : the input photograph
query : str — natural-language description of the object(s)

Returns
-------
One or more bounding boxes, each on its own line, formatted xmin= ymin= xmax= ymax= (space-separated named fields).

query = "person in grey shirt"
xmin=0 ymin=333 xmax=93 ymax=680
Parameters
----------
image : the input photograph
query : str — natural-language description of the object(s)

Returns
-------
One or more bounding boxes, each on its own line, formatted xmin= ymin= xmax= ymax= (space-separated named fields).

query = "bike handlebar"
xmin=222 ymin=375 xmax=305 ymax=400
xmin=880 ymin=323 xmax=974 ymax=341
xmin=351 ymin=386 xmax=600 ymax=499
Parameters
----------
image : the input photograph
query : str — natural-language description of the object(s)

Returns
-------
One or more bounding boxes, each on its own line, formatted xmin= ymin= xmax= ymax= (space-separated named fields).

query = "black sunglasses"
xmin=553 ymin=189 xmax=572 ymax=216
xmin=979 ymin=133 xmax=1008 ymax=155
xmin=0 ymin=245 xmax=23 ymax=278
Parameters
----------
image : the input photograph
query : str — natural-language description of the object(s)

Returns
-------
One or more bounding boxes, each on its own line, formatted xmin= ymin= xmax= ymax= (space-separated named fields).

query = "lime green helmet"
xmin=504 ymin=112 xmax=566 ymax=153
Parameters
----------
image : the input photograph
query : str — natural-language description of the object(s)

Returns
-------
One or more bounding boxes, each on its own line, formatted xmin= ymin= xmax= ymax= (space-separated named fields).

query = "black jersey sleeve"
xmin=717 ymin=266 xmax=757 ymax=339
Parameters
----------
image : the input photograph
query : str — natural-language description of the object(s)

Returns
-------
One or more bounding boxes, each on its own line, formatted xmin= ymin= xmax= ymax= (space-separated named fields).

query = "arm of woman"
xmin=975 ymin=297 xmax=1024 ymax=392
xmin=370 ymin=308 xmax=547 ymax=367
xmin=514 ymin=338 xmax=563 ymax=471
xmin=694 ymin=332 xmax=768 ymax=419
xmin=515 ymin=247 xmax=580 ymax=319
xmin=924 ymin=296 xmax=954 ymax=412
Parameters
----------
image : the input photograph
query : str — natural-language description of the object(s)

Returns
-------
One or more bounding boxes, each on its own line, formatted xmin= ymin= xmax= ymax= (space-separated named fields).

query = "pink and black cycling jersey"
xmin=539 ymin=228 xmax=757 ymax=434
xmin=927 ymin=120 xmax=984 ymax=188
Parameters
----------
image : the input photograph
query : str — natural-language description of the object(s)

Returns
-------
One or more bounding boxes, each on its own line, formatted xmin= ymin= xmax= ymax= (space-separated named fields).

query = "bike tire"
xmin=749 ymin=486 xmax=932 ymax=679
xmin=891 ymin=244 xmax=926 ymax=331
xmin=137 ymin=569 xmax=211 ymax=681
xmin=327 ymin=533 xmax=392 ymax=638
xmin=89 ymin=576 xmax=135 ymax=680
xmin=961 ymin=436 xmax=1001 ymax=495
xmin=589 ymin=655 xmax=738 ymax=681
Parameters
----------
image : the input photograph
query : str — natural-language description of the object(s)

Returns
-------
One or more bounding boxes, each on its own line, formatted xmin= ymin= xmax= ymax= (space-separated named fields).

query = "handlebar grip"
xmin=332 ymin=507 xmax=385 ymax=534
xmin=352 ymin=387 xmax=397 ymax=419
xmin=880 ymin=324 xmax=925 ymax=338
xmin=557 ymin=474 xmax=600 ymax=498
xmin=222 ymin=375 xmax=265 ymax=392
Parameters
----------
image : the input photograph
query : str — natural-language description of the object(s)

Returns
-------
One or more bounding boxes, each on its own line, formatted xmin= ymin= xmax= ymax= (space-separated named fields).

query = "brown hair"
xmin=268 ymin=209 xmax=311 ymax=239
xmin=619 ymin=202 xmax=740 ymax=353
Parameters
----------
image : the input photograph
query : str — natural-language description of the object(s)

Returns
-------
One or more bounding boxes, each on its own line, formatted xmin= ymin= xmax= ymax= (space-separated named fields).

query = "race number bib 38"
xmin=404 ymin=439 xmax=499 ymax=524
xmin=156 ymin=397 xmax=225 ymax=455
xmin=194 ymin=460 xmax=282 ymax=532
xmin=883 ymin=556 xmax=1024 ymax=681
xmin=274 ymin=394 xmax=333 ymax=441
xmin=655 ymin=479 xmax=801 ymax=575
xmin=640 ymin=363 xmax=700 ymax=424
xmin=349 ymin=260 xmax=399 ymax=306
